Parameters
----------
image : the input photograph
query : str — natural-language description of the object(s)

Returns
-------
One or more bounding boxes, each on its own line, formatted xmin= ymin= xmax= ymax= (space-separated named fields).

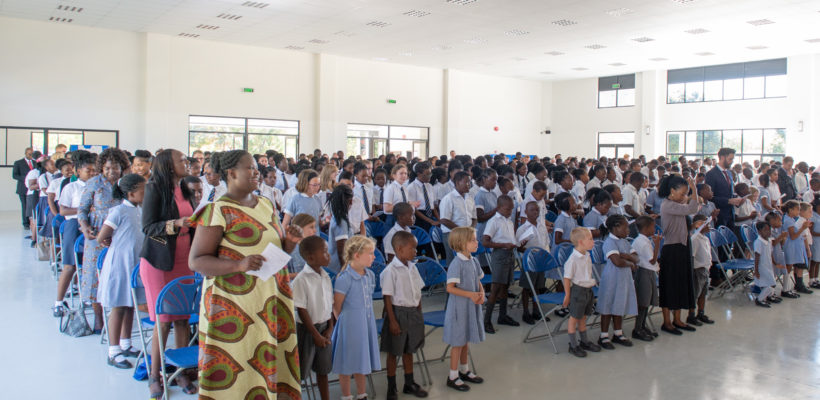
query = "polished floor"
xmin=3 ymin=210 xmax=820 ymax=400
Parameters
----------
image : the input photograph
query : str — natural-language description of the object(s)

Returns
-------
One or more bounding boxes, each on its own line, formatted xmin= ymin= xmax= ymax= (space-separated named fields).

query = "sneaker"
xmin=597 ymin=337 xmax=615 ymax=350
xmin=568 ymin=344 xmax=587 ymax=358
xmin=685 ymin=315 xmax=703 ymax=327
xmin=402 ymin=382 xmax=428 ymax=398
xmin=754 ymin=299 xmax=771 ymax=308
xmin=497 ymin=315 xmax=520 ymax=327
xmin=579 ymin=340 xmax=601 ymax=352
xmin=697 ymin=314 xmax=715 ymax=324
xmin=611 ymin=334 xmax=633 ymax=347
xmin=446 ymin=377 xmax=470 ymax=392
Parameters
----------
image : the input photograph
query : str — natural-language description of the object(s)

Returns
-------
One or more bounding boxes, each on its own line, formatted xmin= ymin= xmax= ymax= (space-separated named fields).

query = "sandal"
xmin=148 ymin=376 xmax=163 ymax=400
xmin=175 ymin=375 xmax=198 ymax=395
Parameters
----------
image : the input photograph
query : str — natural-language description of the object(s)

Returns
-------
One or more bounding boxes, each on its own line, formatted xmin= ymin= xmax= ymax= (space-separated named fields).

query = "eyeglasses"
xmin=309 ymin=183 xmax=321 ymax=187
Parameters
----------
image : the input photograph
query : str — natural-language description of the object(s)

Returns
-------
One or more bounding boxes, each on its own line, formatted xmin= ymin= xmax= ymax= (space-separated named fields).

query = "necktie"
xmin=26 ymin=159 xmax=32 ymax=169
xmin=400 ymin=186 xmax=407 ymax=203
xmin=722 ymin=170 xmax=732 ymax=187
xmin=361 ymin=186 xmax=370 ymax=213
xmin=379 ymin=187 xmax=384 ymax=204
xmin=422 ymin=183 xmax=431 ymax=212
xmin=282 ymin=171 xmax=289 ymax=191
xmin=208 ymin=188 xmax=215 ymax=202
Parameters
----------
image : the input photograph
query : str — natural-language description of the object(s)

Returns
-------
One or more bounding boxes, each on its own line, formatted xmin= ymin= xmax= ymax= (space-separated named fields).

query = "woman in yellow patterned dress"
xmin=190 ymin=150 xmax=303 ymax=400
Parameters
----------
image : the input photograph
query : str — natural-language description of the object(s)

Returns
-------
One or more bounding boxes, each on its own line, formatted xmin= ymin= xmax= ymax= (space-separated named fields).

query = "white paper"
xmin=516 ymin=226 xmax=535 ymax=245
xmin=246 ymin=242 xmax=292 ymax=281
xmin=695 ymin=216 xmax=713 ymax=235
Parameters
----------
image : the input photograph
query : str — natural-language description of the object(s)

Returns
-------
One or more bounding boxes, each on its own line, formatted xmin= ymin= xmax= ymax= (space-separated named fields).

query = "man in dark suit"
xmin=11 ymin=147 xmax=34 ymax=229
xmin=704 ymin=147 xmax=745 ymax=228
xmin=777 ymin=156 xmax=797 ymax=201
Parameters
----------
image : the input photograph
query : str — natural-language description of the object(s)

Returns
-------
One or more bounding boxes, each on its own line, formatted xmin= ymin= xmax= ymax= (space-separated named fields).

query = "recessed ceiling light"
xmin=403 ymin=10 xmax=431 ymax=17
xmin=747 ymin=19 xmax=774 ymax=26
xmin=178 ymin=33 xmax=200 ymax=38
xmin=746 ymin=45 xmax=767 ymax=50
xmin=585 ymin=44 xmax=606 ymax=50
xmin=572 ymin=67 xmax=588 ymax=71
xmin=285 ymin=45 xmax=304 ymax=50
xmin=463 ymin=37 xmax=486 ymax=44
xmin=685 ymin=28 xmax=710 ymax=34
xmin=56 ymin=5 xmax=83 ymax=12
xmin=609 ymin=62 xmax=626 ymax=66
xmin=605 ymin=8 xmax=634 ymax=17
xmin=196 ymin=24 xmax=220 ymax=30
xmin=241 ymin=1 xmax=270 ymax=8
xmin=695 ymin=51 xmax=714 ymax=56
xmin=445 ymin=0 xmax=477 ymax=5
xmin=649 ymin=57 xmax=668 ymax=61
xmin=805 ymin=38 xmax=820 ymax=43
xmin=48 ymin=16 xmax=73 ymax=23
xmin=432 ymin=44 xmax=453 ymax=51
xmin=308 ymin=39 xmax=328 ymax=44
xmin=545 ymin=51 xmax=564 ymax=56
xmin=505 ymin=29 xmax=530 ymax=36
xmin=552 ymin=19 xmax=577 ymax=26
xmin=366 ymin=21 xmax=391 ymax=27
xmin=512 ymin=57 xmax=527 ymax=61
xmin=217 ymin=14 xmax=242 ymax=20
xmin=632 ymin=37 xmax=654 ymax=43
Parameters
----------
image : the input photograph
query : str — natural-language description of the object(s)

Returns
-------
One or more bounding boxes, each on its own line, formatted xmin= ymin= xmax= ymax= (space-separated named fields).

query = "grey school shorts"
xmin=297 ymin=320 xmax=333 ymax=377
xmin=569 ymin=285 xmax=595 ymax=319
xmin=490 ymin=248 xmax=516 ymax=285
xmin=380 ymin=306 xmax=425 ymax=356
xmin=694 ymin=267 xmax=710 ymax=300
xmin=634 ymin=268 xmax=659 ymax=308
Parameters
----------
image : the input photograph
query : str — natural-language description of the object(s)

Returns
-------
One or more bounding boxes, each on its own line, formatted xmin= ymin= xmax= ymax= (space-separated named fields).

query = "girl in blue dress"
xmin=597 ymin=214 xmax=639 ymax=349
xmin=332 ymin=235 xmax=380 ymax=400
xmin=782 ymin=200 xmax=813 ymax=293
xmin=809 ymin=201 xmax=820 ymax=289
xmin=328 ymin=184 xmax=355 ymax=273
xmin=96 ymin=173 xmax=146 ymax=369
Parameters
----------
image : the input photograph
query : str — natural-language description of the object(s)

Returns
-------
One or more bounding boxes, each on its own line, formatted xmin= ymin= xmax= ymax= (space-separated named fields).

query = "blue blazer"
xmin=704 ymin=167 xmax=735 ymax=227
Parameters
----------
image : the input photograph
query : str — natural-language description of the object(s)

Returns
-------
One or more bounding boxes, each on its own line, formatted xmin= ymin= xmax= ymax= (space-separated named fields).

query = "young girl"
xmin=259 ymin=166 xmax=284 ymax=212
xmin=583 ymin=188 xmax=612 ymax=238
xmin=782 ymin=200 xmax=813 ymax=293
xmin=765 ymin=212 xmax=795 ymax=299
xmin=597 ymin=214 xmax=639 ymax=349
xmin=282 ymin=169 xmax=322 ymax=232
xmin=753 ymin=221 xmax=777 ymax=308
xmin=442 ymin=227 xmax=485 ymax=391
xmin=809 ymin=200 xmax=820 ymax=289
xmin=553 ymin=192 xmax=577 ymax=245
xmin=328 ymin=184 xmax=355 ymax=272
xmin=96 ymin=173 xmax=146 ymax=368
xmin=180 ymin=175 xmax=203 ymax=207
xmin=287 ymin=213 xmax=318 ymax=275
xmin=603 ymin=184 xmax=625 ymax=217
xmin=798 ymin=202 xmax=815 ymax=290
xmin=757 ymin=173 xmax=776 ymax=215
xmin=733 ymin=183 xmax=758 ymax=226
xmin=332 ymin=236 xmax=380 ymax=400
xmin=383 ymin=164 xmax=421 ymax=226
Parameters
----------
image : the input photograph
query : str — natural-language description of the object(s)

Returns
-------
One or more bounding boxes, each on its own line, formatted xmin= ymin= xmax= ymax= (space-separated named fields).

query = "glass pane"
xmin=667 ymin=132 xmax=683 ymax=153
xmin=247 ymin=118 xmax=298 ymax=135
xmin=763 ymin=155 xmax=783 ymax=163
xmin=598 ymin=146 xmax=616 ymax=159
xmin=189 ymin=132 xmax=243 ymax=153
xmin=598 ymin=90 xmax=617 ymax=108
xmin=248 ymin=134 xmax=288 ymax=155
xmin=189 ymin=116 xmax=245 ymax=133
xmin=617 ymin=89 xmax=635 ymax=106
xmin=723 ymin=130 xmax=742 ymax=151
xmin=702 ymin=130 xmax=721 ymax=153
xmin=32 ymin=131 xmax=46 ymax=155
xmin=0 ymin=128 xmax=6 ymax=165
xmin=389 ymin=139 xmax=414 ymax=158
xmin=412 ymin=141 xmax=427 ymax=159
xmin=668 ymin=154 xmax=680 ymax=162
xmin=390 ymin=126 xmax=428 ymax=140
xmin=599 ymin=132 xmax=634 ymax=145
xmin=685 ymin=131 xmax=702 ymax=154
xmin=742 ymin=129 xmax=763 ymax=153
xmin=723 ymin=78 xmax=743 ymax=100
xmin=47 ymin=131 xmax=83 ymax=155
xmin=744 ymin=76 xmax=764 ymax=99
xmin=347 ymin=124 xmax=388 ymax=138
xmin=616 ymin=146 xmax=634 ymax=159
xmin=374 ymin=139 xmax=387 ymax=157
xmin=685 ymin=81 xmax=703 ymax=102
xmin=763 ymin=129 xmax=786 ymax=154
xmin=667 ymin=83 xmax=685 ymax=103
xmin=765 ymin=74 xmax=786 ymax=98
xmin=703 ymin=80 xmax=723 ymax=101
xmin=347 ymin=137 xmax=371 ymax=159
xmin=285 ymin=137 xmax=298 ymax=159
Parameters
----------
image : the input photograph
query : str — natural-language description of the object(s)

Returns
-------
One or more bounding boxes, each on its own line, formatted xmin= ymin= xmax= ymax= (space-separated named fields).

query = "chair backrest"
xmin=97 ymin=247 xmax=108 ymax=271
xmin=740 ymin=224 xmax=758 ymax=244
xmin=130 ymin=262 xmax=144 ymax=289
xmin=522 ymin=247 xmax=559 ymax=273
xmin=718 ymin=226 xmax=739 ymax=244
xmin=74 ymin=234 xmax=85 ymax=254
xmin=473 ymin=240 xmax=490 ymax=256
xmin=53 ymin=214 xmax=65 ymax=229
xmin=365 ymin=220 xmax=388 ymax=238
xmin=429 ymin=225 xmax=443 ymax=243
xmin=322 ymin=267 xmax=337 ymax=282
xmin=707 ymin=230 xmax=727 ymax=248
xmin=551 ymin=242 xmax=574 ymax=267
xmin=155 ymin=275 xmax=202 ymax=317
xmin=373 ymin=247 xmax=386 ymax=266
xmin=319 ymin=231 xmax=329 ymax=242
xmin=414 ymin=256 xmax=447 ymax=287
xmin=546 ymin=210 xmax=558 ymax=223
xmin=370 ymin=261 xmax=387 ymax=294
xmin=411 ymin=226 xmax=432 ymax=246
xmin=590 ymin=240 xmax=605 ymax=265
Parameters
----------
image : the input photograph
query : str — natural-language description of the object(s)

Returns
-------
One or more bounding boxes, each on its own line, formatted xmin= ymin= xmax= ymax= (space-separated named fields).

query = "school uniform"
xmin=474 ymin=187 xmax=498 ymax=240
xmin=293 ymin=265 xmax=334 ymax=378
xmin=198 ymin=179 xmax=227 ymax=210
xmin=553 ymin=211 xmax=577 ymax=242
xmin=348 ymin=197 xmax=367 ymax=235
xmin=331 ymin=268 xmax=381 ymax=375
xmin=258 ymin=183 xmax=283 ymax=212
xmin=734 ymin=199 xmax=756 ymax=226
xmin=97 ymin=201 xmax=144 ymax=308
xmin=524 ymin=178 xmax=549 ymax=200
xmin=691 ymin=231 xmax=712 ymax=300
xmin=767 ymin=183 xmax=782 ymax=208
xmin=58 ymin=179 xmax=86 ymax=266
xmin=812 ymin=212 xmax=820 ymax=263
xmin=517 ymin=220 xmax=550 ymax=289
xmin=586 ymin=176 xmax=603 ymax=191
xmin=483 ymin=213 xmax=517 ymax=285
xmin=802 ymin=190 xmax=820 ymax=203
xmin=783 ymin=216 xmax=807 ymax=267
xmin=563 ymin=249 xmax=597 ymax=319
xmin=434 ymin=181 xmax=454 ymax=204
xmin=794 ymin=171 xmax=810 ymax=195
xmin=372 ymin=184 xmax=386 ymax=212
xmin=443 ymin=253 xmax=485 ymax=347
xmin=631 ymin=234 xmax=659 ymax=307
xmin=379 ymin=258 xmax=425 ymax=356
xmin=597 ymin=234 xmax=638 ymax=316
xmin=285 ymin=192 xmax=323 ymax=233
xmin=494 ymin=186 xmax=522 ymax=216
xmin=383 ymin=223 xmax=412 ymax=257
xmin=583 ymin=208 xmax=608 ymax=234
xmin=753 ymin=237 xmax=777 ymax=299
xmin=697 ymin=201 xmax=717 ymax=228
xmin=621 ymin=184 xmax=643 ymax=219
xmin=571 ymin=181 xmax=586 ymax=205
xmin=354 ymin=180 xmax=374 ymax=215
xmin=439 ymin=190 xmax=476 ymax=264
xmin=328 ymin=216 xmax=354 ymax=272
xmin=383 ymin=181 xmax=410 ymax=216
xmin=407 ymin=179 xmax=437 ymax=230
xmin=24 ymin=169 xmax=40 ymax=221
xmin=515 ymin=174 xmax=530 ymax=196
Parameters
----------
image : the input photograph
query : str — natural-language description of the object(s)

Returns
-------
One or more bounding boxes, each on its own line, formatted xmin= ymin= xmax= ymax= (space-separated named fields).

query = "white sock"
xmin=614 ymin=329 xmax=623 ymax=336
xmin=120 ymin=338 xmax=132 ymax=351
xmin=458 ymin=363 xmax=469 ymax=374
xmin=356 ymin=393 xmax=367 ymax=399
xmin=341 ymin=396 xmax=354 ymax=400
xmin=600 ymin=332 xmax=609 ymax=340
xmin=449 ymin=370 xmax=459 ymax=380
xmin=54 ymin=300 xmax=63 ymax=307
xmin=108 ymin=345 xmax=126 ymax=362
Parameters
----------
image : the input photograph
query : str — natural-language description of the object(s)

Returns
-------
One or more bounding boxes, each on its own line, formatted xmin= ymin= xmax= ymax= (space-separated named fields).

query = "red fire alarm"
xmin=493 ymin=126 xmax=499 ymax=131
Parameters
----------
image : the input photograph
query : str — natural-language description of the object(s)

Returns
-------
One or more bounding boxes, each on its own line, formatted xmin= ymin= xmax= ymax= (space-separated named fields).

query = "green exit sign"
xmin=387 ymin=99 xmax=397 ymax=104
xmin=243 ymin=88 xmax=254 ymax=93
xmin=611 ymin=83 xmax=621 ymax=89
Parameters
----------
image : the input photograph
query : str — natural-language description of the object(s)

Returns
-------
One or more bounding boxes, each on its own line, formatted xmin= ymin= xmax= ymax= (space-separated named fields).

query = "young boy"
xmin=802 ymin=178 xmax=820 ymax=203
xmin=380 ymin=231 xmax=428 ymax=400
xmin=481 ymin=195 xmax=524 ymax=333
xmin=408 ymin=162 xmax=439 ymax=231
xmin=292 ymin=236 xmax=335 ymax=400
xmin=696 ymin=184 xmax=720 ymax=229
xmin=631 ymin=216 xmax=661 ymax=340
xmin=753 ymin=221 xmax=778 ymax=308
xmin=689 ymin=214 xmax=715 ymax=325
xmin=621 ymin=172 xmax=646 ymax=220
xmin=518 ymin=201 xmax=551 ymax=325
xmin=474 ymin=169 xmax=499 ymax=242
xmin=384 ymin=202 xmax=415 ymax=262
xmin=372 ymin=168 xmax=388 ymax=216
xmin=259 ymin=167 xmax=284 ymax=212
xmin=353 ymin=162 xmax=375 ymax=217
xmin=288 ymin=213 xmax=318 ymax=274
xmin=440 ymin=171 xmax=477 ymax=265
xmin=562 ymin=227 xmax=601 ymax=357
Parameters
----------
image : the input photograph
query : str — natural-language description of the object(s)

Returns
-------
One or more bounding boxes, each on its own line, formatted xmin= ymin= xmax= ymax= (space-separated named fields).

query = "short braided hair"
xmin=210 ymin=150 xmax=248 ymax=182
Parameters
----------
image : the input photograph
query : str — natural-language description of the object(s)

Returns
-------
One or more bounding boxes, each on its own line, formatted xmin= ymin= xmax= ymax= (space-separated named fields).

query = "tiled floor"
xmin=3 ymin=211 xmax=820 ymax=400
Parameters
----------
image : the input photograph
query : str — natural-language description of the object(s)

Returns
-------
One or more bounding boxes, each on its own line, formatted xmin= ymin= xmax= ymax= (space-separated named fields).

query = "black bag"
xmin=60 ymin=308 xmax=92 ymax=337
xmin=142 ymin=235 xmax=174 ymax=271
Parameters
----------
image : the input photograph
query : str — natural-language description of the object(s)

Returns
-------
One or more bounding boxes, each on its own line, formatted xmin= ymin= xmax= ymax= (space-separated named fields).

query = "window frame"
xmin=597 ymin=131 xmax=635 ymax=158
xmin=665 ymin=128 xmax=786 ymax=162
xmin=0 ymin=126 xmax=119 ymax=167
xmin=598 ymin=74 xmax=636 ymax=108
xmin=666 ymin=59 xmax=787 ymax=104
xmin=346 ymin=123 xmax=430 ymax=159
xmin=187 ymin=115 xmax=300 ymax=158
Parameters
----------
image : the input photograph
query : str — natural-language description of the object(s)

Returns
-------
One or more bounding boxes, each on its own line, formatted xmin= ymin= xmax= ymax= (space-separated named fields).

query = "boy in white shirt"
xmin=383 ymin=202 xmax=414 ymax=262
xmin=517 ymin=201 xmax=551 ymax=325
xmin=631 ymin=216 xmax=661 ymax=340
xmin=562 ymin=227 xmax=601 ymax=357
xmin=689 ymin=215 xmax=716 ymax=326
xmin=621 ymin=172 xmax=646 ymax=220
xmin=481 ymin=196 xmax=524 ymax=333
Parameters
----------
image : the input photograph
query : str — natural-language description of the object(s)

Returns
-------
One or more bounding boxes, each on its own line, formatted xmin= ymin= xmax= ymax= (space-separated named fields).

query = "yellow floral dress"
xmin=194 ymin=196 xmax=301 ymax=400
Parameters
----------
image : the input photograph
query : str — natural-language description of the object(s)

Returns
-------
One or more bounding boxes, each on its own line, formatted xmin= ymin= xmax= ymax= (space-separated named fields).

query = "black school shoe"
xmin=521 ymin=313 xmax=536 ymax=325
xmin=554 ymin=308 xmax=570 ymax=318
xmin=597 ymin=337 xmax=615 ymax=350
xmin=568 ymin=344 xmax=587 ymax=358
xmin=631 ymin=329 xmax=654 ymax=342
xmin=484 ymin=322 xmax=495 ymax=334
xmin=459 ymin=372 xmax=484 ymax=384
xmin=403 ymin=382 xmax=428 ymax=398
xmin=611 ymin=334 xmax=633 ymax=347
xmin=674 ymin=323 xmax=696 ymax=332
xmin=795 ymin=285 xmax=813 ymax=294
xmin=755 ymin=299 xmax=771 ymax=308
xmin=446 ymin=377 xmax=470 ymax=392
xmin=697 ymin=313 xmax=715 ymax=324
xmin=781 ymin=291 xmax=800 ymax=298
xmin=107 ymin=354 xmax=133 ymax=369
xmin=685 ymin=315 xmax=703 ymax=326
xmin=497 ymin=315 xmax=520 ymax=327
xmin=661 ymin=325 xmax=682 ymax=335
xmin=810 ymin=281 xmax=820 ymax=289
xmin=767 ymin=296 xmax=783 ymax=304
xmin=579 ymin=340 xmax=601 ymax=352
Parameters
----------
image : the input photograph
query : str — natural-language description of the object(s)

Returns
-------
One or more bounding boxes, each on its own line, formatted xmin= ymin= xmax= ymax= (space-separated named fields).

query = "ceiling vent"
xmin=670 ymin=0 xmax=697 ymax=4
xmin=572 ymin=67 xmax=588 ymax=71
xmin=609 ymin=62 xmax=626 ymax=66
xmin=56 ymin=5 xmax=83 ymax=12
xmin=403 ymin=10 xmax=430 ymax=17
xmin=308 ymin=39 xmax=328 ymax=44
xmin=285 ymin=45 xmax=305 ymax=50
xmin=747 ymin=19 xmax=774 ymax=26
xmin=432 ymin=44 xmax=453 ymax=51
xmin=445 ymin=0 xmax=477 ymax=5
xmin=746 ymin=45 xmax=767 ymax=50
xmin=242 ymin=2 xmax=270 ymax=8
xmin=463 ymin=37 xmax=486 ymax=44
xmin=632 ymin=37 xmax=654 ymax=42
xmin=48 ymin=17 xmax=73 ymax=23
xmin=178 ymin=33 xmax=200 ymax=38
xmin=695 ymin=51 xmax=714 ymax=56
xmin=334 ymin=31 xmax=355 ymax=37
xmin=217 ymin=14 xmax=242 ymax=20
xmin=605 ymin=8 xmax=634 ymax=17
xmin=551 ymin=19 xmax=577 ymax=26
xmin=649 ymin=57 xmax=668 ymax=61
xmin=196 ymin=24 xmax=219 ymax=30
xmin=545 ymin=51 xmax=564 ymax=56
xmin=585 ymin=44 xmax=606 ymax=50
xmin=505 ymin=29 xmax=530 ymax=36
xmin=366 ymin=21 xmax=391 ymax=27
xmin=685 ymin=28 xmax=710 ymax=34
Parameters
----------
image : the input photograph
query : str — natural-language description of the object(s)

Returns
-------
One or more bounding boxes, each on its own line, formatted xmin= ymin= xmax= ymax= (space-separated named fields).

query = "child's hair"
xmin=55 ymin=158 xmax=73 ymax=171
xmin=734 ymin=182 xmax=749 ymax=194
xmin=112 ymin=173 xmax=146 ymax=200
xmin=330 ymin=184 xmax=353 ymax=226
xmin=629 ymin=171 xmax=645 ymax=185
xmin=393 ymin=202 xmax=414 ymax=219
xmin=431 ymin=167 xmax=447 ymax=183
xmin=295 ymin=168 xmax=319 ymax=193
xmin=391 ymin=230 xmax=416 ymax=254
xmin=496 ymin=194 xmax=513 ymax=209
xmin=291 ymin=213 xmax=316 ymax=228
xmin=448 ymin=226 xmax=476 ymax=253
xmin=589 ymin=188 xmax=612 ymax=207
xmin=73 ymin=150 xmax=97 ymax=169
xmin=635 ymin=215 xmax=654 ymax=232
xmin=342 ymin=235 xmax=375 ymax=268
xmin=692 ymin=214 xmax=708 ymax=224
xmin=748 ymin=186 xmax=759 ymax=196
xmin=799 ymin=202 xmax=811 ymax=213
xmin=453 ymin=170 xmax=470 ymax=185
xmin=496 ymin=176 xmax=511 ymax=190
xmin=338 ymin=170 xmax=353 ymax=182
xmin=657 ymin=175 xmax=687 ymax=198
xmin=782 ymin=200 xmax=800 ymax=214
xmin=605 ymin=214 xmax=628 ymax=231
xmin=764 ymin=211 xmax=781 ymax=224
xmin=532 ymin=180 xmax=548 ymax=193
xmin=299 ymin=235 xmax=327 ymax=261
xmin=696 ymin=183 xmax=710 ymax=195
xmin=569 ymin=227 xmax=591 ymax=247
xmin=571 ymin=168 xmax=586 ymax=181
xmin=391 ymin=164 xmax=407 ymax=177
xmin=554 ymin=192 xmax=572 ymax=212
xmin=179 ymin=175 xmax=202 ymax=200
xmin=134 ymin=149 xmax=153 ymax=161
xmin=755 ymin=220 xmax=770 ymax=233
xmin=552 ymin=170 xmax=569 ymax=185
xmin=260 ymin=166 xmax=276 ymax=179
xmin=353 ymin=162 xmax=368 ymax=177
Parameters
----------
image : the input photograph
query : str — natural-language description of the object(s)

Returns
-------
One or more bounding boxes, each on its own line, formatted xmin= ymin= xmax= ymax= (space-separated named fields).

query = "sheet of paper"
xmin=695 ymin=216 xmax=713 ymax=235
xmin=516 ymin=226 xmax=535 ymax=245
xmin=246 ymin=242 xmax=292 ymax=281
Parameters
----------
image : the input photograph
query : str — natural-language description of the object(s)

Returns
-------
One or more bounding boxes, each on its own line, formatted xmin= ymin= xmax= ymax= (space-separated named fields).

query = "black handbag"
xmin=142 ymin=235 xmax=174 ymax=271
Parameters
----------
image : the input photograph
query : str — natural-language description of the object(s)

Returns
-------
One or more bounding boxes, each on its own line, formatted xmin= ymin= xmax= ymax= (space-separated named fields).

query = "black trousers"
xmin=18 ymin=193 xmax=28 ymax=228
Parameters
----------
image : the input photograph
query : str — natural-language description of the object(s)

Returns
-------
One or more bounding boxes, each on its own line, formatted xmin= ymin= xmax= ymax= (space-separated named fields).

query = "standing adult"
xmin=78 ymin=148 xmax=130 ymax=332
xmin=189 ymin=150 xmax=303 ymax=400
xmin=658 ymin=175 xmax=701 ymax=335
xmin=704 ymin=148 xmax=744 ymax=229
xmin=12 ymin=147 xmax=34 ymax=229
xmin=777 ymin=156 xmax=798 ymax=201
xmin=139 ymin=149 xmax=198 ymax=398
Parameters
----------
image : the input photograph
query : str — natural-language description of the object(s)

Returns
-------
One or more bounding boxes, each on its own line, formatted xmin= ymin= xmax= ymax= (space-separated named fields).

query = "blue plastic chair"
xmin=365 ymin=220 xmax=388 ymax=239
xmin=319 ymin=231 xmax=329 ymax=242
xmin=370 ymin=257 xmax=387 ymax=300
xmin=130 ymin=262 xmax=154 ymax=374
xmin=546 ymin=211 xmax=558 ymax=223
xmin=155 ymin=276 xmax=202 ymax=400
xmin=521 ymin=247 xmax=562 ymax=353
xmin=51 ymin=214 xmax=66 ymax=278
xmin=411 ymin=226 xmax=438 ymax=260
xmin=415 ymin=256 xmax=447 ymax=291
xmin=708 ymin=229 xmax=753 ymax=297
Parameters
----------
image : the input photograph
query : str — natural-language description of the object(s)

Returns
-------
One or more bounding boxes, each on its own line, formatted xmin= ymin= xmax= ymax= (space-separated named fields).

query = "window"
xmin=188 ymin=115 xmax=299 ymax=158
xmin=597 ymin=132 xmax=635 ymax=158
xmin=666 ymin=129 xmax=786 ymax=162
xmin=667 ymin=58 xmax=786 ymax=103
xmin=0 ymin=126 xmax=118 ymax=166
xmin=346 ymin=124 xmax=429 ymax=159
xmin=598 ymin=74 xmax=636 ymax=108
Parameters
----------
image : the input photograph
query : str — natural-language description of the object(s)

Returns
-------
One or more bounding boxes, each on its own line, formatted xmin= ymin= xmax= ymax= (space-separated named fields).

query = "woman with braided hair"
xmin=190 ymin=149 xmax=304 ymax=400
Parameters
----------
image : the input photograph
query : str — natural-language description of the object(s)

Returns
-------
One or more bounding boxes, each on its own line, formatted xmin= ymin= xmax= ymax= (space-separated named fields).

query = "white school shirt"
xmin=631 ymin=234 xmax=659 ymax=272
xmin=407 ymin=179 xmax=436 ymax=213
xmin=802 ymin=190 xmax=819 ymax=203
xmin=690 ymin=232 xmax=713 ymax=269
xmin=483 ymin=213 xmax=516 ymax=245
xmin=258 ymin=183 xmax=283 ymax=211
xmin=199 ymin=179 xmax=227 ymax=210
xmin=380 ymin=258 xmax=425 ymax=307
xmin=739 ymin=175 xmax=753 ymax=187
xmin=348 ymin=197 xmax=367 ymax=234
xmin=281 ymin=187 xmax=298 ymax=213
xmin=586 ymin=176 xmax=602 ymax=191
xmin=291 ymin=265 xmax=334 ymax=324
xmin=524 ymin=178 xmax=548 ymax=200
xmin=571 ymin=180 xmax=586 ymax=203
xmin=439 ymin=190 xmax=476 ymax=233
xmin=517 ymin=220 xmax=550 ymax=251
xmin=275 ymin=168 xmax=297 ymax=192
xmin=794 ymin=171 xmax=810 ymax=195
xmin=468 ymin=181 xmax=480 ymax=200
xmin=734 ymin=199 xmax=755 ymax=226
xmin=519 ymin=193 xmax=547 ymax=223
xmin=353 ymin=180 xmax=374 ymax=214
xmin=383 ymin=223 xmax=412 ymax=256
xmin=493 ymin=186 xmax=523 ymax=212
xmin=58 ymin=179 xmax=87 ymax=220
xmin=24 ymin=169 xmax=40 ymax=195
xmin=383 ymin=180 xmax=410 ymax=215
xmin=434 ymin=181 xmax=454 ymax=203
xmin=767 ymin=183 xmax=782 ymax=207
xmin=563 ymin=249 xmax=596 ymax=288
xmin=37 ymin=172 xmax=53 ymax=197
xmin=621 ymin=184 xmax=643 ymax=217
xmin=46 ymin=176 xmax=66 ymax=202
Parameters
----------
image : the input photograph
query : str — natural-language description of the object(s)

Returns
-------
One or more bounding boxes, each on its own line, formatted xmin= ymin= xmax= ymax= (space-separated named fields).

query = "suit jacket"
xmin=12 ymin=158 xmax=32 ymax=195
xmin=776 ymin=167 xmax=797 ymax=201
xmin=704 ymin=166 xmax=735 ymax=227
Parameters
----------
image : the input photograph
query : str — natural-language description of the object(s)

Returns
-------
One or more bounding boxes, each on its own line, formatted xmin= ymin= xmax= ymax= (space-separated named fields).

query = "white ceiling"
xmin=3 ymin=0 xmax=820 ymax=81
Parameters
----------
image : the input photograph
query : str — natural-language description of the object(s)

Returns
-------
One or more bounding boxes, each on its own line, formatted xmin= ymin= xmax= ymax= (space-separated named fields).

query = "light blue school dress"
xmin=753 ymin=238 xmax=777 ymax=288
xmin=474 ymin=188 xmax=498 ymax=239
xmin=782 ymin=216 xmax=807 ymax=265
xmin=812 ymin=212 xmax=820 ymax=262
xmin=331 ymin=268 xmax=381 ymax=375
xmin=328 ymin=215 xmax=353 ymax=272
xmin=583 ymin=208 xmax=607 ymax=231
xmin=597 ymin=235 xmax=638 ymax=316
xmin=443 ymin=256 xmax=485 ymax=347
xmin=554 ymin=212 xmax=577 ymax=242
xmin=285 ymin=192 xmax=322 ymax=232
xmin=97 ymin=202 xmax=143 ymax=308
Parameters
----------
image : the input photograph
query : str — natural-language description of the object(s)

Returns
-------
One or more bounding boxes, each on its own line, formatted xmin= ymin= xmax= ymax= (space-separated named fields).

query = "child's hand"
xmin=238 ymin=255 xmax=265 ymax=272
xmin=472 ymin=292 xmax=484 ymax=304
xmin=100 ymin=237 xmax=112 ymax=247
xmin=313 ymin=332 xmax=331 ymax=348
xmin=431 ymin=220 xmax=440 ymax=226
xmin=652 ymin=234 xmax=663 ymax=246
xmin=754 ymin=270 xmax=760 ymax=279
xmin=750 ymin=211 xmax=758 ymax=218
xmin=410 ymin=200 xmax=421 ymax=208
xmin=562 ymin=293 xmax=570 ymax=308
xmin=389 ymin=320 xmax=401 ymax=336
xmin=506 ymin=243 xmax=517 ymax=250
